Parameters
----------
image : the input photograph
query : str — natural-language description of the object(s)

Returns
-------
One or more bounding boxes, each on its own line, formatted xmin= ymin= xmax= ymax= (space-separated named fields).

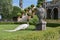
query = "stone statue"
xmin=35 ymin=5 xmax=47 ymax=30
xmin=36 ymin=6 xmax=46 ymax=22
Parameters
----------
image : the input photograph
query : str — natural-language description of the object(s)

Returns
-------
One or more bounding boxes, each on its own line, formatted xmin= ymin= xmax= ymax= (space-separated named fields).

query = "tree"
xmin=31 ymin=4 xmax=34 ymax=8
xmin=12 ymin=6 xmax=22 ymax=17
xmin=37 ymin=0 xmax=44 ymax=4
xmin=37 ymin=0 xmax=44 ymax=7
xmin=0 ymin=0 xmax=12 ymax=19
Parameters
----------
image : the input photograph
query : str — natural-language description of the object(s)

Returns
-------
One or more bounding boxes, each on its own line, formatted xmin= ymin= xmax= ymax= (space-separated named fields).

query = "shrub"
xmin=29 ymin=15 xmax=39 ymax=25
xmin=0 ymin=22 xmax=27 ymax=24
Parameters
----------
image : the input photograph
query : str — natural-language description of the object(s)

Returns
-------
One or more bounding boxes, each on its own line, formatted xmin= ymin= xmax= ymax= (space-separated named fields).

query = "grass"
xmin=0 ymin=20 xmax=60 ymax=40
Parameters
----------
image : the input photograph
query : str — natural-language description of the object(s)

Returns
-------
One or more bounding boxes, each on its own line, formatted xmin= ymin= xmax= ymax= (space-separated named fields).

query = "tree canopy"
xmin=12 ymin=6 xmax=22 ymax=17
xmin=37 ymin=0 xmax=44 ymax=7
xmin=0 ymin=0 xmax=12 ymax=19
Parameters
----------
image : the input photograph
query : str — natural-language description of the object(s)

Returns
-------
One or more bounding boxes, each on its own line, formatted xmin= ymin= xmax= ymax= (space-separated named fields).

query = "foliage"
xmin=0 ymin=0 xmax=12 ymax=19
xmin=28 ymin=7 xmax=31 ymax=10
xmin=29 ymin=15 xmax=39 ymax=25
xmin=12 ymin=6 xmax=22 ymax=17
xmin=27 ymin=13 xmax=32 ymax=16
xmin=31 ymin=4 xmax=34 ymax=8
xmin=37 ymin=0 xmax=44 ymax=7
xmin=17 ymin=13 xmax=21 ymax=16
xmin=0 ymin=15 xmax=39 ymax=25
xmin=37 ymin=0 xmax=44 ymax=4
xmin=0 ymin=22 xmax=27 ymax=24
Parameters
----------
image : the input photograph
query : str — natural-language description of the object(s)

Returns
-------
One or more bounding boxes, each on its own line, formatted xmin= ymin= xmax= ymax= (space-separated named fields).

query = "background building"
xmin=45 ymin=0 xmax=60 ymax=19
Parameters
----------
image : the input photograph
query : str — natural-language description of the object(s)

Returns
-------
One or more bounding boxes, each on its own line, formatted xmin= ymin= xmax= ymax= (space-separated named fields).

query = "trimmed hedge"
xmin=0 ymin=22 xmax=27 ymax=24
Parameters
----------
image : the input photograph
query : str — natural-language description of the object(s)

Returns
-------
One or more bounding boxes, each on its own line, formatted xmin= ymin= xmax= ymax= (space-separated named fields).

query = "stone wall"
xmin=44 ymin=0 xmax=60 ymax=19
xmin=58 ymin=7 xmax=60 ymax=19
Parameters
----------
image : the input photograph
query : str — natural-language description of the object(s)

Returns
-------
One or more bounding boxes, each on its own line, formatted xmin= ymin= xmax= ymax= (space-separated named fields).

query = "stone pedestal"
xmin=36 ymin=21 xmax=47 ymax=30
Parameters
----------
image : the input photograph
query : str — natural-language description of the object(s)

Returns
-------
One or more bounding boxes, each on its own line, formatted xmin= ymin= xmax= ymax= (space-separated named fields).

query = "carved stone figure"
xmin=36 ymin=6 xmax=46 ymax=22
xmin=35 ymin=5 xmax=47 ymax=30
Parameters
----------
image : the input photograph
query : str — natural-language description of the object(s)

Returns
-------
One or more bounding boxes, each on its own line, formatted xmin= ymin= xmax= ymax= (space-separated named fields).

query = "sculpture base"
xmin=36 ymin=21 xmax=47 ymax=30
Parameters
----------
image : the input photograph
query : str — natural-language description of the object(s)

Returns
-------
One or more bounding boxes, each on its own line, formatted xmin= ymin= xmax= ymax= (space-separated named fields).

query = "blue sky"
xmin=13 ymin=0 xmax=52 ymax=9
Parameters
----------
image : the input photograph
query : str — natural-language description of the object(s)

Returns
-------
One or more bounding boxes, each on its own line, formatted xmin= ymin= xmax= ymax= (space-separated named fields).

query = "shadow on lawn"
xmin=19 ymin=23 xmax=60 ymax=31
xmin=21 ymin=23 xmax=60 ymax=31
xmin=47 ymin=23 xmax=60 ymax=27
xmin=20 ymin=29 xmax=36 ymax=31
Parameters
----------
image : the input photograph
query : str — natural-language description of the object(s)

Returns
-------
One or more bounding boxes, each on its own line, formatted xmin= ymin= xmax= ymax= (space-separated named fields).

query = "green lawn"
xmin=0 ymin=20 xmax=60 ymax=40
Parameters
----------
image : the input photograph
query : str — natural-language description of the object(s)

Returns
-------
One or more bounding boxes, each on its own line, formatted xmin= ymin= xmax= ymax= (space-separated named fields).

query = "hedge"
xmin=0 ymin=22 xmax=27 ymax=24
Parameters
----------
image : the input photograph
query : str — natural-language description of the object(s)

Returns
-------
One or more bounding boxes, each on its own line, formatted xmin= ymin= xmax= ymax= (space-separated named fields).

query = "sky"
xmin=13 ymin=0 xmax=52 ymax=9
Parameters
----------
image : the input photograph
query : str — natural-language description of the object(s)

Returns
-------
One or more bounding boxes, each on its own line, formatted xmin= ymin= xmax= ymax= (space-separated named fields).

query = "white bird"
xmin=4 ymin=23 xmax=29 ymax=32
